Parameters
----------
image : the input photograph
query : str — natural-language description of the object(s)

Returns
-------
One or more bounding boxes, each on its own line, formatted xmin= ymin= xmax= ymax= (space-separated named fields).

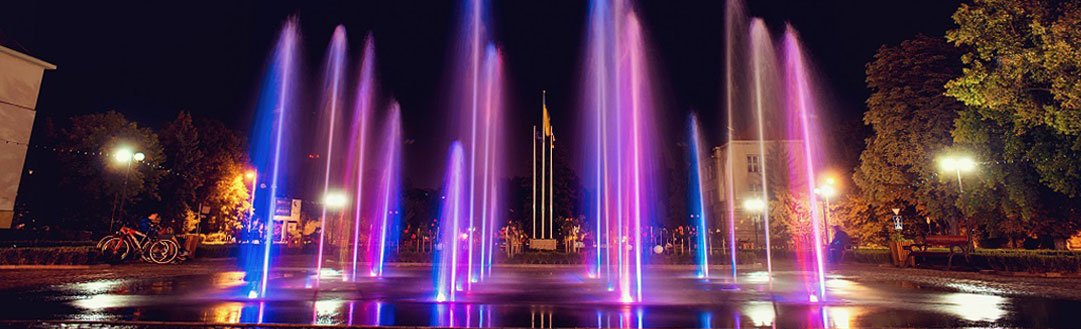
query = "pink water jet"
xmin=581 ymin=0 xmax=660 ymax=303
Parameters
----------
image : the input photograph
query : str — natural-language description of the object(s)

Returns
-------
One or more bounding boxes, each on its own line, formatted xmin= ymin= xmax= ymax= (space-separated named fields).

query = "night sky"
xmin=2 ymin=0 xmax=958 ymax=188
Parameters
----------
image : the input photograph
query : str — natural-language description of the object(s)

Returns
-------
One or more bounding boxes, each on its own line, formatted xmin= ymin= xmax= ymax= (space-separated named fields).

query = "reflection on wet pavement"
xmin=0 ymin=266 xmax=1077 ymax=328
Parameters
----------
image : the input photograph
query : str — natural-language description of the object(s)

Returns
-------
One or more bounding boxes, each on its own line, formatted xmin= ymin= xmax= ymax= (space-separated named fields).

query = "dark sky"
xmin=2 ymin=0 xmax=958 ymax=189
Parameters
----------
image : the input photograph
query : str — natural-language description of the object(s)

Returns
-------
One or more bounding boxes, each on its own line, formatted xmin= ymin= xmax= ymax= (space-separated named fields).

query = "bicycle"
xmin=99 ymin=226 xmax=183 ymax=264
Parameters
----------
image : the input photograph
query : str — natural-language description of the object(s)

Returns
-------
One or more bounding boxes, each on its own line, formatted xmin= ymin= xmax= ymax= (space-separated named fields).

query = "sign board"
xmin=530 ymin=239 xmax=558 ymax=251
xmin=273 ymin=199 xmax=301 ymax=220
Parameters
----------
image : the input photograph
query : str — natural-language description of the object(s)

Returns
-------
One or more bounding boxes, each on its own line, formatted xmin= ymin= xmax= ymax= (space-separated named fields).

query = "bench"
xmin=903 ymin=235 xmax=972 ymax=271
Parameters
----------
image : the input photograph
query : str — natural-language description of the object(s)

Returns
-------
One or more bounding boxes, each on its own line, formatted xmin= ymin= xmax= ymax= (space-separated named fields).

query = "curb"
xmin=0 ymin=264 xmax=109 ymax=270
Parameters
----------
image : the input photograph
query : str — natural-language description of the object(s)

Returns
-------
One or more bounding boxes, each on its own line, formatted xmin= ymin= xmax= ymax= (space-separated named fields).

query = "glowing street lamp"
xmin=243 ymin=170 xmax=258 ymax=221
xmin=814 ymin=177 xmax=839 ymax=243
xmin=938 ymin=154 xmax=978 ymax=242
xmin=743 ymin=197 xmax=766 ymax=247
xmin=323 ymin=191 xmax=349 ymax=209
xmin=743 ymin=198 xmax=766 ymax=212
xmin=113 ymin=148 xmax=133 ymax=163
xmin=109 ymin=146 xmax=146 ymax=231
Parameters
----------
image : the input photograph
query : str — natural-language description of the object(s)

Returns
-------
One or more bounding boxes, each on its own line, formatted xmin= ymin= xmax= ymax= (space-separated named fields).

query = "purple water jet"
xmin=434 ymin=142 xmax=466 ymax=302
xmin=581 ymin=0 xmax=660 ymax=303
xmin=784 ymin=25 xmax=828 ymax=302
xmin=314 ymin=26 xmax=348 ymax=287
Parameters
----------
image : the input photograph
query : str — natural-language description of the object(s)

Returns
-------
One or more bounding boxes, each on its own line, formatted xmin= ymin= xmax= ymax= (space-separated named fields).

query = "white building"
xmin=704 ymin=140 xmax=805 ymax=247
xmin=0 ymin=46 xmax=55 ymax=229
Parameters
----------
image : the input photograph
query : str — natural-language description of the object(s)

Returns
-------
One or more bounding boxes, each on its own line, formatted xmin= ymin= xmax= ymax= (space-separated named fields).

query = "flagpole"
xmin=532 ymin=125 xmax=537 ymax=240
xmin=540 ymin=94 xmax=546 ymax=242
xmin=549 ymin=129 xmax=555 ymax=240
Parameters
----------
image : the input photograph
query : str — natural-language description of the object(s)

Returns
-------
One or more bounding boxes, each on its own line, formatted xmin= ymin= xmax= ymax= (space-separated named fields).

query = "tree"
xmin=946 ymin=0 xmax=1081 ymax=196
xmin=854 ymin=35 xmax=966 ymax=228
xmin=952 ymin=108 xmax=1080 ymax=244
xmin=57 ymin=111 xmax=165 ymax=231
xmin=945 ymin=0 xmax=1081 ymax=243
xmin=194 ymin=118 xmax=250 ymax=235
xmin=159 ymin=112 xmax=205 ymax=231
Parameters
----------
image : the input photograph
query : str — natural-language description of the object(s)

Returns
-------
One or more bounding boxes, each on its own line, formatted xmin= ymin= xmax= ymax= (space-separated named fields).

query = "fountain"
xmin=688 ymin=115 xmax=711 ymax=279
xmin=244 ymin=18 xmax=298 ymax=298
xmin=581 ymin=0 xmax=659 ymax=303
xmin=349 ymin=35 xmax=376 ymax=280
xmin=723 ymin=0 xmax=748 ymax=283
xmin=370 ymin=103 xmax=402 ymax=278
xmin=749 ymin=18 xmax=777 ymax=277
xmin=314 ymin=25 xmax=348 ymax=288
xmin=783 ymin=25 xmax=829 ymax=302
xmin=437 ymin=0 xmax=504 ymax=295
xmin=434 ymin=142 xmax=466 ymax=302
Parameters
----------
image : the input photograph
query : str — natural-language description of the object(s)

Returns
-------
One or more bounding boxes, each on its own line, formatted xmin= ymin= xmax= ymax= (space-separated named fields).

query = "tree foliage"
xmin=194 ymin=118 xmax=250 ymax=234
xmin=854 ymin=35 xmax=966 ymax=226
xmin=946 ymin=0 xmax=1081 ymax=196
xmin=57 ymin=111 xmax=165 ymax=230
xmin=159 ymin=112 xmax=205 ymax=229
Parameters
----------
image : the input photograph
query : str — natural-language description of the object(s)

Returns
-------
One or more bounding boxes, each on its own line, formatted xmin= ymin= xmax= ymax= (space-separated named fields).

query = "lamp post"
xmin=742 ymin=197 xmax=765 ymax=248
xmin=245 ymin=170 xmax=258 ymax=221
xmin=814 ymin=178 xmax=837 ymax=244
xmin=938 ymin=154 xmax=977 ymax=242
xmin=110 ymin=147 xmax=145 ymax=231
xmin=315 ymin=191 xmax=349 ymax=280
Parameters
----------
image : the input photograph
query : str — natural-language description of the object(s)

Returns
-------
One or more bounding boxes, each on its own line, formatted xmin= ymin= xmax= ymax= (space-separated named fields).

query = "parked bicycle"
xmin=98 ymin=226 xmax=185 ymax=264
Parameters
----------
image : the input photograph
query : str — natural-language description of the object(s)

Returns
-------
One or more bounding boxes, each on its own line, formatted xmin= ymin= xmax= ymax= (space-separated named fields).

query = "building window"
xmin=747 ymin=154 xmax=760 ymax=173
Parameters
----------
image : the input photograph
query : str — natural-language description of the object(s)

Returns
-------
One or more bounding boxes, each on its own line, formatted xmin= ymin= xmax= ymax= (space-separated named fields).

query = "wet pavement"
xmin=0 ymin=258 xmax=1078 ymax=328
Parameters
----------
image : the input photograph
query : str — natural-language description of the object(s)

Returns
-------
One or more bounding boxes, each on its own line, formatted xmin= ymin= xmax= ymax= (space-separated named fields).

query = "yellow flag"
xmin=542 ymin=91 xmax=552 ymax=136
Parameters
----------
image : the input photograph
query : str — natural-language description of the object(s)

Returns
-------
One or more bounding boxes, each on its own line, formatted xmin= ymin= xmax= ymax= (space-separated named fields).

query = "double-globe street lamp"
xmin=938 ymin=154 xmax=977 ymax=243
xmin=742 ymin=197 xmax=766 ymax=247
xmin=110 ymin=147 xmax=146 ymax=231
xmin=814 ymin=177 xmax=838 ymax=244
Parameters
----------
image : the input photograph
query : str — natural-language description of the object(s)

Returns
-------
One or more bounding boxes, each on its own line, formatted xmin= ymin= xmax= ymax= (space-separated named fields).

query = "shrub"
xmin=0 ymin=246 xmax=98 ymax=265
xmin=844 ymin=248 xmax=891 ymax=264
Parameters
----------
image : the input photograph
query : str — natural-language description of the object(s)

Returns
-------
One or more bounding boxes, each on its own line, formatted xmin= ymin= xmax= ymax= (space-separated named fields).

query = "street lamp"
xmin=323 ymin=191 xmax=349 ymax=209
xmin=109 ymin=147 xmax=146 ymax=231
xmin=743 ymin=197 xmax=766 ymax=247
xmin=814 ymin=178 xmax=838 ymax=243
xmin=938 ymin=154 xmax=977 ymax=242
xmin=244 ymin=170 xmax=258 ymax=222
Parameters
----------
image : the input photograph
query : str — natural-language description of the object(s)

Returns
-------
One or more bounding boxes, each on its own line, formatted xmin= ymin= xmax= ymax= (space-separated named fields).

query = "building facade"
xmin=703 ymin=140 xmax=805 ymax=248
xmin=0 ymin=46 xmax=55 ymax=229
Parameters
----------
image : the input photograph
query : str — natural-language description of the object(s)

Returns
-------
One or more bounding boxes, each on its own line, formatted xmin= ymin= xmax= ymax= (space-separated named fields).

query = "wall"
xmin=0 ymin=46 xmax=54 ymax=228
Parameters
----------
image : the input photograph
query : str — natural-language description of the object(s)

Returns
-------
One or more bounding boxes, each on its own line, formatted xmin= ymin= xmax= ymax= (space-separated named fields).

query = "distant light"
xmin=132 ymin=152 xmax=145 ymax=162
xmin=113 ymin=148 xmax=134 ymax=163
xmin=245 ymin=170 xmax=257 ymax=180
xmin=323 ymin=192 xmax=349 ymax=209
xmin=247 ymin=290 xmax=259 ymax=299
xmin=743 ymin=198 xmax=766 ymax=212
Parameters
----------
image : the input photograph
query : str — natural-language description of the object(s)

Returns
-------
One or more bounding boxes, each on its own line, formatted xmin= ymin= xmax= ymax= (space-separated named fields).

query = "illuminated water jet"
xmin=314 ymin=26 xmax=348 ymax=287
xmin=244 ymin=18 xmax=298 ymax=298
xmin=688 ymin=115 xmax=710 ymax=279
xmin=434 ymin=143 xmax=466 ymax=302
xmin=349 ymin=35 xmax=376 ymax=281
xmin=581 ymin=0 xmax=659 ymax=303
xmin=784 ymin=25 xmax=828 ymax=302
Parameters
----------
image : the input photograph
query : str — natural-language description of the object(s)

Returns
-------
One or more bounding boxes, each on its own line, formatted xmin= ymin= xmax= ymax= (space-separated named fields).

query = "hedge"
xmin=973 ymin=250 xmax=1081 ymax=273
xmin=844 ymin=248 xmax=892 ymax=264
xmin=0 ymin=246 xmax=98 ymax=265
xmin=840 ymin=247 xmax=1081 ymax=273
